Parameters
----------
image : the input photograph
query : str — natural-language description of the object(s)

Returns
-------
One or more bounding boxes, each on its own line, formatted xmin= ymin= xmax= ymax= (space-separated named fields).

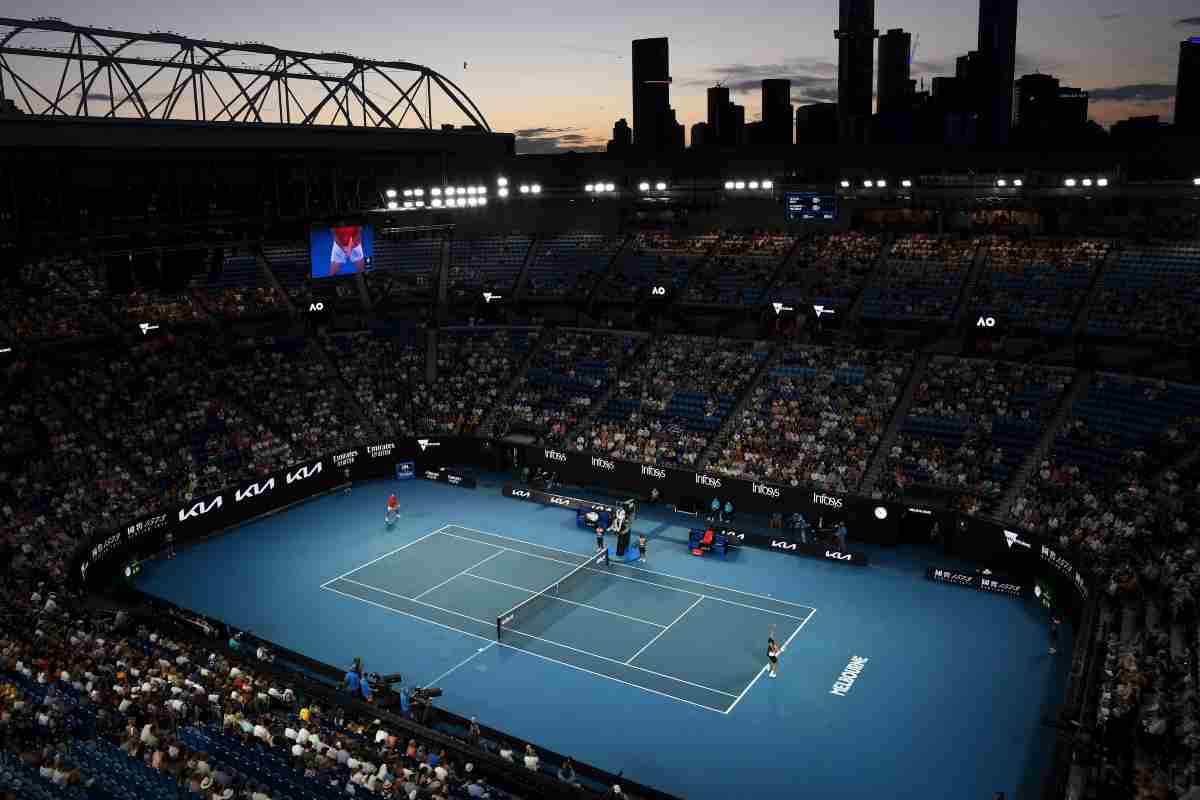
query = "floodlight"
xmin=762 ymin=180 xmax=773 ymax=189
xmin=655 ymin=181 xmax=667 ymax=190
xmin=468 ymin=197 xmax=478 ymax=207
xmin=638 ymin=182 xmax=650 ymax=191
xmin=385 ymin=189 xmax=397 ymax=199
xmin=467 ymin=186 xmax=477 ymax=195
xmin=863 ymin=180 xmax=873 ymax=188
xmin=531 ymin=184 xmax=542 ymax=194
xmin=996 ymin=179 xmax=1007 ymax=187
xmin=1064 ymin=178 xmax=1076 ymax=187
xmin=476 ymin=186 xmax=487 ymax=194
xmin=876 ymin=179 xmax=887 ymax=187
xmin=415 ymin=200 xmax=425 ymax=207
xmin=724 ymin=181 xmax=735 ymax=190
xmin=1081 ymin=178 xmax=1093 ymax=187
xmin=1014 ymin=179 xmax=1023 ymax=187
xmin=585 ymin=184 xmax=595 ymax=192
xmin=479 ymin=196 xmax=487 ymax=205
xmin=1194 ymin=177 xmax=1200 ymax=186
xmin=605 ymin=183 xmax=615 ymax=192
xmin=432 ymin=198 xmax=443 ymax=207
xmin=734 ymin=181 xmax=745 ymax=190
xmin=431 ymin=188 xmax=442 ymax=196
xmin=414 ymin=188 xmax=424 ymax=196
xmin=386 ymin=201 xmax=398 ymax=210
xmin=403 ymin=189 xmax=413 ymax=197
xmin=497 ymin=177 xmax=508 ymax=187
xmin=498 ymin=187 xmax=510 ymax=197
xmin=403 ymin=201 xmax=413 ymax=208
xmin=519 ymin=185 xmax=530 ymax=194
xmin=840 ymin=180 xmax=850 ymax=188
xmin=1097 ymin=178 xmax=1108 ymax=187
xmin=901 ymin=179 xmax=912 ymax=188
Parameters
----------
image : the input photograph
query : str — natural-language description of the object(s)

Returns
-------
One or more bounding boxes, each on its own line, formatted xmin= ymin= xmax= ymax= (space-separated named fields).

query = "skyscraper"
xmin=877 ymin=29 xmax=913 ymax=117
xmin=1014 ymin=72 xmax=1058 ymax=131
xmin=977 ymin=0 xmax=1019 ymax=145
xmin=1176 ymin=38 xmax=1200 ymax=133
xmin=796 ymin=103 xmax=838 ymax=144
xmin=835 ymin=0 xmax=878 ymax=144
xmin=632 ymin=37 xmax=673 ymax=150
xmin=761 ymin=79 xmax=793 ymax=145
xmin=707 ymin=85 xmax=731 ymax=144
xmin=1057 ymin=87 xmax=1088 ymax=128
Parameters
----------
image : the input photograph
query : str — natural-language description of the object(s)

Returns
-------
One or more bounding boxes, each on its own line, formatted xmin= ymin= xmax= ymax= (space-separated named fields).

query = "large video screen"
xmin=310 ymin=224 xmax=375 ymax=278
xmin=785 ymin=191 xmax=837 ymax=222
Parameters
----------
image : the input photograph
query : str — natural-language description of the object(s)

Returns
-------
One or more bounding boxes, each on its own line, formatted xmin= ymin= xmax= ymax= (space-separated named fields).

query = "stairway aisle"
xmin=860 ymin=351 xmax=931 ymax=494
xmin=696 ymin=341 xmax=781 ymax=471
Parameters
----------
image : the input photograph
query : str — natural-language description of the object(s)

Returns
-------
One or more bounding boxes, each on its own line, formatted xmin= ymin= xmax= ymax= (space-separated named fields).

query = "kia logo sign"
xmin=235 ymin=478 xmax=275 ymax=502
xmin=825 ymin=551 xmax=852 ymax=561
xmin=771 ymin=540 xmax=798 ymax=551
xmin=286 ymin=462 xmax=322 ymax=484
xmin=550 ymin=497 xmax=570 ymax=506
xmin=511 ymin=489 xmax=531 ymax=498
xmin=179 ymin=496 xmax=223 ymax=521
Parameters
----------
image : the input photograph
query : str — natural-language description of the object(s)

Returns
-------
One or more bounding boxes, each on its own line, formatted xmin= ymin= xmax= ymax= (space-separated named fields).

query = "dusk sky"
xmin=4 ymin=0 xmax=1198 ymax=152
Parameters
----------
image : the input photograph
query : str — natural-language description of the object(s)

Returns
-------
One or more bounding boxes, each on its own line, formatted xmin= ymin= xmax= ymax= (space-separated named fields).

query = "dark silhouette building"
xmin=877 ymin=28 xmax=913 ymax=117
xmin=631 ymin=37 xmax=677 ymax=151
xmin=1057 ymin=86 xmax=1088 ymax=128
xmin=977 ymin=0 xmax=1019 ymax=145
xmin=707 ymin=86 xmax=732 ymax=145
xmin=1177 ymin=37 xmax=1200 ymax=133
xmin=1014 ymin=72 xmax=1059 ymax=131
xmin=796 ymin=102 xmax=838 ymax=145
xmin=761 ymin=79 xmax=793 ymax=145
xmin=835 ymin=0 xmax=878 ymax=144
xmin=690 ymin=121 xmax=709 ymax=148
xmin=607 ymin=118 xmax=632 ymax=152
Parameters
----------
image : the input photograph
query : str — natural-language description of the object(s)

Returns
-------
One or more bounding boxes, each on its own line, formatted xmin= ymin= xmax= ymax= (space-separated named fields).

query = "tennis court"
xmin=321 ymin=524 xmax=816 ymax=714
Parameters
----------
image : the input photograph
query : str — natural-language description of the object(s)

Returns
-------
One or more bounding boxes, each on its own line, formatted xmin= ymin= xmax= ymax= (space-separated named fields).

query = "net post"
xmin=496 ymin=618 xmax=502 ymax=640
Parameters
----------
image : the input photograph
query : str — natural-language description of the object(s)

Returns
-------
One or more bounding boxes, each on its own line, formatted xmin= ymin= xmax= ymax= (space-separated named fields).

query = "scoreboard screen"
xmin=785 ymin=191 xmax=837 ymax=222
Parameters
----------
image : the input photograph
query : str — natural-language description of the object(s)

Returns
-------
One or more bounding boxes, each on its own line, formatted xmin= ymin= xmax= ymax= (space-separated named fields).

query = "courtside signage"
xmin=926 ymin=567 xmax=1025 ymax=597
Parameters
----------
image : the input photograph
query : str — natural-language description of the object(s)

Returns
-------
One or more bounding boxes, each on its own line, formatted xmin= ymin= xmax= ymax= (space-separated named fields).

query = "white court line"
xmin=626 ymin=596 xmax=704 ymax=665
xmin=411 ymin=550 xmax=507 ymax=601
xmin=447 ymin=523 xmax=817 ymax=611
xmin=425 ymin=642 xmax=496 ymax=688
xmin=320 ymin=525 xmax=451 ymax=587
xmin=331 ymin=576 xmax=737 ymax=699
xmin=462 ymin=572 xmax=667 ymax=629
xmin=722 ymin=606 xmax=818 ymax=715
xmin=321 ymin=583 xmax=728 ymax=714
xmin=438 ymin=527 xmax=814 ymax=621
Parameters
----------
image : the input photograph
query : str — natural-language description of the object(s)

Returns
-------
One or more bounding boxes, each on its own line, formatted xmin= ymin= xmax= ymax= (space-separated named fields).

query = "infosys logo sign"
xmin=591 ymin=456 xmax=615 ymax=471
xmin=641 ymin=465 xmax=666 ymax=479
xmin=812 ymin=492 xmax=843 ymax=509
xmin=752 ymin=483 xmax=781 ymax=499
xmin=695 ymin=473 xmax=722 ymax=488
xmin=544 ymin=449 xmax=567 ymax=462
xmin=179 ymin=496 xmax=223 ymax=522
xmin=286 ymin=462 xmax=322 ymax=484
xmin=235 ymin=478 xmax=275 ymax=502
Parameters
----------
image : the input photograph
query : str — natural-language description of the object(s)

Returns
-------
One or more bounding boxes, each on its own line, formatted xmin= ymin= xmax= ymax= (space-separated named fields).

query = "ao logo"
xmin=309 ymin=302 xmax=325 ymax=311
xmin=651 ymin=286 xmax=666 ymax=296
xmin=976 ymin=316 xmax=996 ymax=327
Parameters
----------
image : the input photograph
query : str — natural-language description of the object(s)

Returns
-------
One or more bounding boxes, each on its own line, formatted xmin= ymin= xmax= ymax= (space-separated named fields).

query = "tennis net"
xmin=496 ymin=547 xmax=609 ymax=640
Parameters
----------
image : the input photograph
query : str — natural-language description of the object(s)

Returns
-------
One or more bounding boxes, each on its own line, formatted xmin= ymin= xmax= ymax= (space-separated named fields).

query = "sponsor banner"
xmin=331 ymin=448 xmax=360 ymax=470
xmin=518 ymin=446 xmax=900 ymax=545
xmin=396 ymin=461 xmax=415 ymax=481
xmin=72 ymin=452 xmax=339 ymax=588
xmin=738 ymin=529 xmax=868 ymax=566
xmin=926 ymin=567 xmax=1025 ymax=597
xmin=365 ymin=441 xmax=397 ymax=460
xmin=954 ymin=516 xmax=1092 ymax=612
xmin=502 ymin=485 xmax=614 ymax=515
xmin=420 ymin=468 xmax=478 ymax=489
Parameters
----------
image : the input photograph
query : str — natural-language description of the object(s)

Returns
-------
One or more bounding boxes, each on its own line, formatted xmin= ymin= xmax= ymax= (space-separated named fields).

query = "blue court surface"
xmin=136 ymin=476 xmax=1073 ymax=800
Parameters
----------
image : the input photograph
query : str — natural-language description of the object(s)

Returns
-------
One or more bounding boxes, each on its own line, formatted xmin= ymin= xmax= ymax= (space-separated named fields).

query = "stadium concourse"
xmin=1 ymin=231 xmax=1199 ymax=800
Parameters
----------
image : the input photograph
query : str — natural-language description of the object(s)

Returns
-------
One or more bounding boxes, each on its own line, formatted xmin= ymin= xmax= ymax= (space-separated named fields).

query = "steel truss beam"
xmin=0 ymin=17 xmax=490 ymax=131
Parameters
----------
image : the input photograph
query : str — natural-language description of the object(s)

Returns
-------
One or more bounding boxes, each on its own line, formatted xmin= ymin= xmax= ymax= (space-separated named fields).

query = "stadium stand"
xmin=446 ymin=236 xmax=532 ymax=300
xmin=602 ymin=232 xmax=716 ymax=300
xmin=1 ymin=261 xmax=112 ymax=341
xmin=366 ymin=238 xmax=442 ymax=305
xmin=860 ymin=234 xmax=976 ymax=323
xmin=524 ymin=234 xmax=623 ymax=298
xmin=1087 ymin=243 xmax=1200 ymax=341
xmin=190 ymin=251 xmax=284 ymax=320
xmin=768 ymin=231 xmax=882 ymax=316
xmin=706 ymin=345 xmax=914 ymax=493
xmin=683 ymin=230 xmax=794 ymax=305
xmin=968 ymin=237 xmax=1109 ymax=334
xmin=572 ymin=334 xmax=765 ymax=467
xmin=492 ymin=329 xmax=638 ymax=441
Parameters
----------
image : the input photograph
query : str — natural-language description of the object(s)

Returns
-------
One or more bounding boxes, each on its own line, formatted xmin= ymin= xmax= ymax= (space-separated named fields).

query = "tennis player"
xmin=386 ymin=493 xmax=399 ymax=526
xmin=767 ymin=628 xmax=782 ymax=678
xmin=637 ymin=533 xmax=648 ymax=563
xmin=595 ymin=526 xmax=605 ymax=552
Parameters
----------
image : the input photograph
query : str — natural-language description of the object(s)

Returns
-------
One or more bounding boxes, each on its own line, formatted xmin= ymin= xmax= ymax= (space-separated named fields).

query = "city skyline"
xmin=2 ymin=0 xmax=1195 ymax=152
